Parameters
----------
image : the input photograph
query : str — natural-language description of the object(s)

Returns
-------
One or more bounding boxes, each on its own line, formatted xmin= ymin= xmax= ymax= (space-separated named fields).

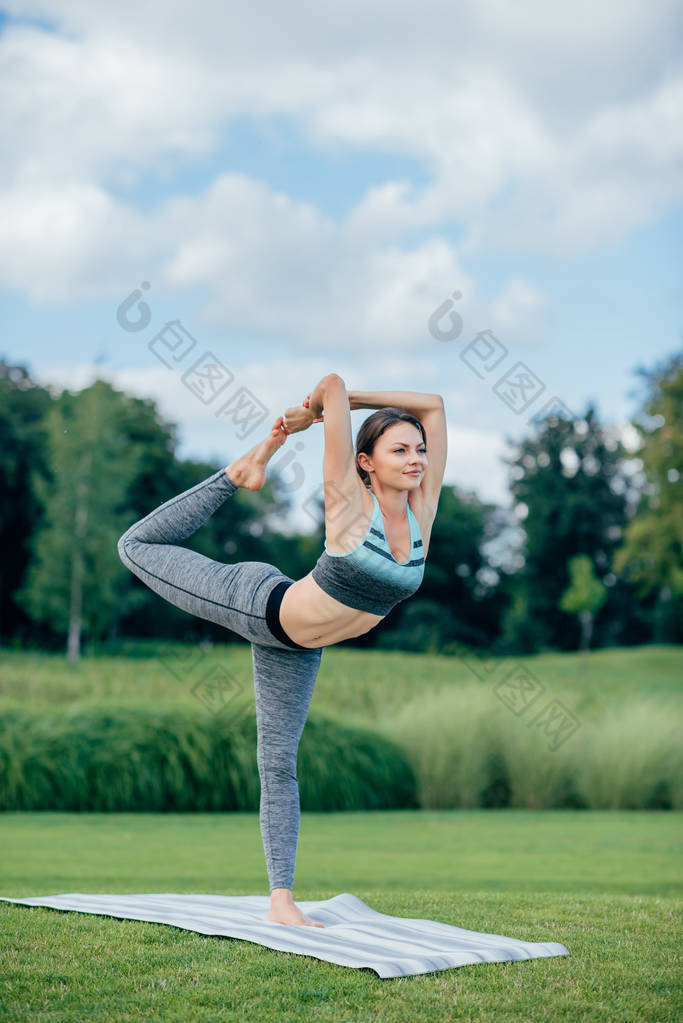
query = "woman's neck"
xmin=371 ymin=486 xmax=408 ymax=521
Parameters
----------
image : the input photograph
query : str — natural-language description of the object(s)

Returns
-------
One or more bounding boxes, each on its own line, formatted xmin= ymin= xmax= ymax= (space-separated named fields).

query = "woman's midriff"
xmin=278 ymin=572 xmax=385 ymax=648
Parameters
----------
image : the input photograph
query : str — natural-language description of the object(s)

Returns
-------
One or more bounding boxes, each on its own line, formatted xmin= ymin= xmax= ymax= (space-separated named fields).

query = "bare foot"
xmin=267 ymin=895 xmax=325 ymax=928
xmin=225 ymin=416 xmax=289 ymax=491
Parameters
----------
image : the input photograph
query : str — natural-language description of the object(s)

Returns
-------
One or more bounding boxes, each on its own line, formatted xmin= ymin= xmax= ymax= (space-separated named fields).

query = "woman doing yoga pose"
xmin=117 ymin=374 xmax=447 ymax=927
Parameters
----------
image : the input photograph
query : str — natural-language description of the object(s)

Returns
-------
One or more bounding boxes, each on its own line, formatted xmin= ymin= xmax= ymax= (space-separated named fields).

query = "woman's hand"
xmin=302 ymin=394 xmax=323 ymax=422
xmin=283 ymin=398 xmax=323 ymax=434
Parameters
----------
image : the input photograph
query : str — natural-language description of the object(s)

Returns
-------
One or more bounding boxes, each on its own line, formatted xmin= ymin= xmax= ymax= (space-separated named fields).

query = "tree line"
xmin=1 ymin=351 xmax=681 ymax=661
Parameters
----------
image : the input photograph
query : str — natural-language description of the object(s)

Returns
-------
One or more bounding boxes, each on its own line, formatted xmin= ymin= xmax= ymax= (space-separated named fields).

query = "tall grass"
xmin=572 ymin=697 xmax=683 ymax=809
xmin=377 ymin=683 xmax=496 ymax=808
xmin=1 ymin=644 xmax=680 ymax=811
xmin=379 ymin=684 xmax=683 ymax=810
xmin=0 ymin=706 xmax=416 ymax=812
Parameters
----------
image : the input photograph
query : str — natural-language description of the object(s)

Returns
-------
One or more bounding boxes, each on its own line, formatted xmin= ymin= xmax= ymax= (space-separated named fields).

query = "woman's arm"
xmin=349 ymin=389 xmax=448 ymax=511
xmin=307 ymin=375 xmax=336 ymax=418
xmin=347 ymin=390 xmax=442 ymax=414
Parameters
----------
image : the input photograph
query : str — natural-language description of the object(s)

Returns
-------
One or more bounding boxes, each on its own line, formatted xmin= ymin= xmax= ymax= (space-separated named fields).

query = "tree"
xmin=559 ymin=554 xmax=607 ymax=657
xmin=501 ymin=403 xmax=629 ymax=653
xmin=0 ymin=358 xmax=54 ymax=646
xmin=612 ymin=350 xmax=683 ymax=641
xmin=15 ymin=380 xmax=142 ymax=661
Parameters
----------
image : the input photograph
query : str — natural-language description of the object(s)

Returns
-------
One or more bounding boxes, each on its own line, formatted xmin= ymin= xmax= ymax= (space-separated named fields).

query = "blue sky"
xmin=1 ymin=2 xmax=682 ymax=532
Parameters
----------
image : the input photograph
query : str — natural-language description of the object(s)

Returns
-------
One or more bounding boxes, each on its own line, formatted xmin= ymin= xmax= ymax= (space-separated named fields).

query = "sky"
xmin=1 ymin=1 xmax=682 ymax=534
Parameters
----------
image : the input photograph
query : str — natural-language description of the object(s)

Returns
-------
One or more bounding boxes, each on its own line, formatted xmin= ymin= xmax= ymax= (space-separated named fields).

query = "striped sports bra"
xmin=310 ymin=489 xmax=425 ymax=614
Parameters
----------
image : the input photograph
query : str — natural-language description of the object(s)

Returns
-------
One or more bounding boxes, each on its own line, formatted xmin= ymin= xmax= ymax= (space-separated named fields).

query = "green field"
xmin=1 ymin=644 xmax=681 ymax=1021
xmin=2 ymin=642 xmax=681 ymax=721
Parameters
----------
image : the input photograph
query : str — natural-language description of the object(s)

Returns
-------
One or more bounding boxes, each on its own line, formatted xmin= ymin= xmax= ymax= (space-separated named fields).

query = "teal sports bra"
xmin=310 ymin=490 xmax=425 ymax=614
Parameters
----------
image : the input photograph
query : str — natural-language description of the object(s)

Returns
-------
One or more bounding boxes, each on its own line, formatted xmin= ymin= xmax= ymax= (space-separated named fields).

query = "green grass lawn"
xmin=1 ymin=809 xmax=681 ymax=1022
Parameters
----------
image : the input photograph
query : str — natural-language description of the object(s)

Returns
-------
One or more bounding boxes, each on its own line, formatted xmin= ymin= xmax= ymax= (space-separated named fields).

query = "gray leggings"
xmin=117 ymin=467 xmax=325 ymax=893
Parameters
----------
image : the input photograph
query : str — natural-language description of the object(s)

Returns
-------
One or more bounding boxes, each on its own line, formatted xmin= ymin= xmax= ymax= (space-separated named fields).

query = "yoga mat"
xmin=0 ymin=891 xmax=569 ymax=978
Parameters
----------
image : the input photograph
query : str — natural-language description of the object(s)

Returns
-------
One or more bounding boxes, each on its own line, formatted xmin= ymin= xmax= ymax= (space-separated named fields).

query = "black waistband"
xmin=265 ymin=579 xmax=311 ymax=650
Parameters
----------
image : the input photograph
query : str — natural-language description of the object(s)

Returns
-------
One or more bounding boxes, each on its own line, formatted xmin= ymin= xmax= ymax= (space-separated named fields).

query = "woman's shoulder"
xmin=323 ymin=479 xmax=375 ymax=554
xmin=406 ymin=485 xmax=438 ymax=559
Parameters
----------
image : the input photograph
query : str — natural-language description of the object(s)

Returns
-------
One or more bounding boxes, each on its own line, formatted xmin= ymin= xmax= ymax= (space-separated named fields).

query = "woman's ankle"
xmin=270 ymin=887 xmax=293 ymax=901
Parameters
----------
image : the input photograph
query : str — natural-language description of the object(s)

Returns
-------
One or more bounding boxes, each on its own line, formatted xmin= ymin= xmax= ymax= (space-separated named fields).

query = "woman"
xmin=117 ymin=373 xmax=447 ymax=927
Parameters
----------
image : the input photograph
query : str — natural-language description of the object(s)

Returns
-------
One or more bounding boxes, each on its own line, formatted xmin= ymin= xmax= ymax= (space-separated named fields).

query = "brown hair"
xmin=355 ymin=407 xmax=427 ymax=488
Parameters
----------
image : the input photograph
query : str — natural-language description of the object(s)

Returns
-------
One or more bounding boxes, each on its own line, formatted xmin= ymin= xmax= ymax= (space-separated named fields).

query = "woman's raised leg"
xmin=117 ymin=416 xmax=291 ymax=642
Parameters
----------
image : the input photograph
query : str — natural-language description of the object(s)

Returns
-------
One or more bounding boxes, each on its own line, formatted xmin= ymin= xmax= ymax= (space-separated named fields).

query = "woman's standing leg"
xmin=251 ymin=641 xmax=324 ymax=925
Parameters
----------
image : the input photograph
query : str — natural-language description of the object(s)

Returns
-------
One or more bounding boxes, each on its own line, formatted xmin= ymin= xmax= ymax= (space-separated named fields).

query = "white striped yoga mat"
xmin=0 ymin=891 xmax=569 ymax=979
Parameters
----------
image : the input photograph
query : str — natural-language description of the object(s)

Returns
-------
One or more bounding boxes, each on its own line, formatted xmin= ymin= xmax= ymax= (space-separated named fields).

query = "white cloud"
xmin=0 ymin=2 xmax=681 ymax=363
xmin=0 ymin=182 xmax=151 ymax=302
xmin=0 ymin=168 xmax=543 ymax=352
xmin=0 ymin=4 xmax=681 ymax=232
xmin=0 ymin=26 xmax=220 ymax=188
xmin=443 ymin=422 xmax=511 ymax=506
xmin=488 ymin=278 xmax=546 ymax=345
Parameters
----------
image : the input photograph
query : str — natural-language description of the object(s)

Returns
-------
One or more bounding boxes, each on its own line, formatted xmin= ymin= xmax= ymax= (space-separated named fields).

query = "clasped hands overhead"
xmin=282 ymin=394 xmax=324 ymax=435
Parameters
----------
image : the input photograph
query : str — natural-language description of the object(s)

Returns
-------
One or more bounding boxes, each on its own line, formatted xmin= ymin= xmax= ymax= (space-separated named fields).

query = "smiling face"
xmin=357 ymin=421 xmax=428 ymax=489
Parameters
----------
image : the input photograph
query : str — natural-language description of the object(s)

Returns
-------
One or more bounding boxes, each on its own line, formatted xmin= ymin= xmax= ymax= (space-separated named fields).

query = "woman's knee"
xmin=257 ymin=738 xmax=300 ymax=788
xmin=257 ymin=751 xmax=298 ymax=782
